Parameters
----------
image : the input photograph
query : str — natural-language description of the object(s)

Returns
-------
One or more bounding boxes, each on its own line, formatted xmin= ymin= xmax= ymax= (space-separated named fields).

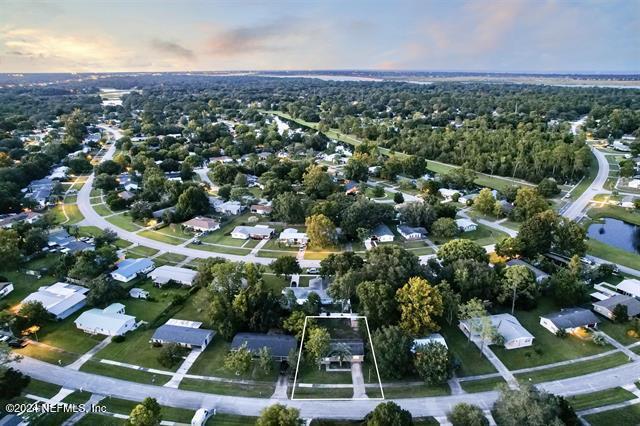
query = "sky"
xmin=0 ymin=0 xmax=638 ymax=73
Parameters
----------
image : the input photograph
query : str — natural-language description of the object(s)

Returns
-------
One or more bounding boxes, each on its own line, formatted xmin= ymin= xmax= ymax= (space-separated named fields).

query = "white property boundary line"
xmin=291 ymin=314 xmax=385 ymax=401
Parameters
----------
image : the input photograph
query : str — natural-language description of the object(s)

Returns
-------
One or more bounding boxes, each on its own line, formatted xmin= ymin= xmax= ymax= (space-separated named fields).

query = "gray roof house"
xmin=505 ymin=259 xmax=550 ymax=283
xmin=593 ymin=295 xmax=640 ymax=320
xmin=539 ymin=308 xmax=600 ymax=334
xmin=282 ymin=277 xmax=333 ymax=305
xmin=21 ymin=282 xmax=88 ymax=320
xmin=397 ymin=225 xmax=427 ymax=240
xmin=151 ymin=319 xmax=215 ymax=349
xmin=231 ymin=333 xmax=296 ymax=361
xmin=371 ymin=224 xmax=394 ymax=242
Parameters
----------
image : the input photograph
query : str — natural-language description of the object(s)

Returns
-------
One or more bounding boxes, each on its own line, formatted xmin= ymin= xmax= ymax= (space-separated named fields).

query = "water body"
xmin=587 ymin=217 xmax=640 ymax=254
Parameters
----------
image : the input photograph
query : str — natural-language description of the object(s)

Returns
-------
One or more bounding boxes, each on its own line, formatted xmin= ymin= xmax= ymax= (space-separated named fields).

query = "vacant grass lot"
xmin=459 ymin=376 xmax=506 ymax=393
xmin=188 ymin=243 xmax=250 ymax=256
xmin=153 ymin=252 xmax=187 ymax=266
xmin=567 ymin=387 xmax=637 ymax=411
xmin=585 ymin=404 xmax=640 ymax=426
xmin=138 ymin=230 xmax=186 ymax=245
xmin=179 ymin=378 xmax=275 ymax=397
xmin=92 ymin=203 xmax=113 ymax=216
xmin=124 ymin=245 xmax=159 ymax=258
xmin=514 ymin=352 xmax=630 ymax=384
xmin=381 ymin=383 xmax=450 ymax=399
xmin=76 ymin=414 xmax=126 ymax=425
xmin=24 ymin=378 xmax=62 ymax=398
xmin=80 ymin=360 xmax=171 ymax=385
xmin=101 ymin=397 xmax=195 ymax=423
xmin=440 ymin=323 xmax=496 ymax=377
xmin=492 ymin=299 xmax=610 ymax=370
xmin=106 ymin=213 xmax=142 ymax=231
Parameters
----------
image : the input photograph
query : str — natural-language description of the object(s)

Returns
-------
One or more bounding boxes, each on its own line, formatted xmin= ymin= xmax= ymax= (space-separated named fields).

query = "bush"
xmin=112 ymin=335 xmax=125 ymax=343
xmin=555 ymin=329 xmax=567 ymax=338
xmin=592 ymin=332 xmax=607 ymax=346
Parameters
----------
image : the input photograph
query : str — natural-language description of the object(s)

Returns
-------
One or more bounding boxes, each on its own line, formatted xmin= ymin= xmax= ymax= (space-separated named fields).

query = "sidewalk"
xmin=164 ymin=348 xmax=204 ymax=388
xmin=67 ymin=336 xmax=112 ymax=371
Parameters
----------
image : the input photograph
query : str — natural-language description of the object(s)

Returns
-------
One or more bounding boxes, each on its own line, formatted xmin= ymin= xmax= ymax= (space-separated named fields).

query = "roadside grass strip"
xmin=514 ymin=352 xmax=630 ymax=384
xmin=567 ymin=387 xmax=637 ymax=411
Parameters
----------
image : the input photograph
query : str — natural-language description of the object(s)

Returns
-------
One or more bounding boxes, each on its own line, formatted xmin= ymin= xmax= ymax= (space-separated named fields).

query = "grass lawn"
xmin=304 ymin=249 xmax=340 ymax=260
xmin=199 ymin=214 xmax=253 ymax=247
xmin=15 ymin=342 xmax=79 ymax=366
xmin=113 ymin=238 xmax=133 ymax=249
xmin=138 ymin=230 xmax=186 ymax=245
xmin=382 ymin=383 xmax=450 ymax=398
xmin=1 ymin=268 xmax=57 ymax=307
xmin=28 ymin=410 xmax=75 ymax=425
xmin=295 ymin=361 xmax=353 ymax=384
xmin=440 ymin=323 xmax=496 ymax=377
xmin=567 ymin=387 xmax=637 ymax=411
xmin=188 ymin=243 xmax=250 ymax=256
xmin=62 ymin=390 xmax=92 ymax=404
xmin=179 ymin=378 xmax=275 ymax=397
xmin=515 ymin=352 xmax=630 ymax=384
xmin=119 ymin=279 xmax=189 ymax=322
xmin=492 ymin=299 xmax=610 ymax=370
xmin=460 ymin=376 xmax=506 ymax=393
xmin=101 ymin=397 xmax=195 ymax=423
xmin=171 ymin=289 xmax=210 ymax=325
xmin=186 ymin=338 xmax=279 ymax=381
xmin=79 ymin=359 xmax=171 ymax=385
xmin=76 ymin=414 xmax=126 ymax=425
xmin=93 ymin=204 xmax=113 ymax=216
xmin=23 ymin=378 xmax=62 ymax=398
xmin=90 ymin=189 xmax=102 ymax=197
xmin=587 ymin=239 xmax=640 ymax=270
xmin=154 ymin=225 xmax=193 ymax=240
xmin=256 ymin=250 xmax=294 ymax=258
xmin=33 ymin=310 xmax=105 ymax=354
xmin=205 ymin=413 xmax=258 ymax=425
xmin=584 ymin=404 xmax=640 ymax=426
xmin=587 ymin=204 xmax=640 ymax=226
xmin=599 ymin=320 xmax=640 ymax=346
xmin=64 ymin=195 xmax=78 ymax=204
xmin=106 ymin=213 xmax=142 ymax=232
xmin=125 ymin=245 xmax=159 ymax=258
xmin=262 ymin=239 xmax=299 ymax=252
xmin=153 ymin=252 xmax=187 ymax=266
xmin=262 ymin=274 xmax=288 ymax=294
xmin=94 ymin=328 xmax=177 ymax=371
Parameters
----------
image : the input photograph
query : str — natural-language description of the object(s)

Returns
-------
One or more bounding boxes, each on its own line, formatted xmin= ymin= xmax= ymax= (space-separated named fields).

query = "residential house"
xmin=279 ymin=228 xmax=309 ymax=246
xmin=412 ymin=333 xmax=448 ymax=352
xmin=539 ymin=308 xmax=600 ymax=335
xmin=628 ymin=179 xmax=640 ymax=189
xmin=148 ymin=265 xmax=197 ymax=287
xmin=250 ymin=205 xmax=272 ymax=215
xmin=118 ymin=173 xmax=139 ymax=191
xmin=214 ymin=200 xmax=244 ymax=216
xmin=505 ymin=259 xmax=550 ymax=283
xmin=21 ymin=282 xmax=88 ymax=320
xmin=111 ymin=258 xmax=155 ymax=283
xmin=129 ymin=288 xmax=149 ymax=299
xmin=592 ymin=295 xmax=640 ymax=320
xmin=370 ymin=224 xmax=394 ymax=243
xmin=460 ymin=313 xmax=534 ymax=350
xmin=182 ymin=216 xmax=220 ymax=233
xmin=455 ymin=218 xmax=478 ymax=232
xmin=230 ymin=332 xmax=296 ymax=361
xmin=613 ymin=141 xmax=631 ymax=152
xmin=152 ymin=207 xmax=176 ymax=220
xmin=439 ymin=188 xmax=460 ymax=202
xmin=117 ymin=191 xmax=135 ymax=201
xmin=397 ymin=225 xmax=427 ymax=240
xmin=0 ymin=212 xmax=43 ymax=229
xmin=620 ymin=196 xmax=637 ymax=208
xmin=231 ymin=225 xmax=274 ymax=240
xmin=320 ymin=339 xmax=365 ymax=367
xmin=151 ymin=319 xmax=215 ymax=349
xmin=74 ymin=303 xmax=136 ymax=336
xmin=164 ymin=171 xmax=182 ymax=182
xmin=282 ymin=277 xmax=333 ymax=305
xmin=458 ymin=193 xmax=479 ymax=205
xmin=617 ymin=279 xmax=640 ymax=298
xmin=344 ymin=181 xmax=360 ymax=196
xmin=0 ymin=282 xmax=14 ymax=299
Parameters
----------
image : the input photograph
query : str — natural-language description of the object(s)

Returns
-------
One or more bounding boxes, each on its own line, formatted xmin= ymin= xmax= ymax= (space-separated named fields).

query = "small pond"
xmin=587 ymin=217 xmax=640 ymax=254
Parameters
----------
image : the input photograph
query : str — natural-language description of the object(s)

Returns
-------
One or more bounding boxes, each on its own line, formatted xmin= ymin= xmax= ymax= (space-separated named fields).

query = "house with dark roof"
xmin=397 ymin=225 xmax=427 ymax=240
xmin=320 ymin=339 xmax=365 ymax=367
xmin=539 ymin=308 xmax=600 ymax=335
xmin=231 ymin=332 xmax=296 ymax=361
xmin=151 ymin=319 xmax=215 ymax=349
xmin=505 ymin=259 xmax=550 ymax=283
xmin=593 ymin=295 xmax=640 ymax=320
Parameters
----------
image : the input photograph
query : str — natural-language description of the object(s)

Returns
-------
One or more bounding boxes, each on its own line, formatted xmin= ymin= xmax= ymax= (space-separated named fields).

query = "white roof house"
xmin=214 ymin=201 xmax=244 ymax=216
xmin=412 ymin=333 xmax=448 ymax=352
xmin=455 ymin=218 xmax=478 ymax=232
xmin=371 ymin=224 xmax=394 ymax=243
xmin=21 ymin=282 xmax=88 ymax=320
xmin=278 ymin=228 xmax=309 ymax=246
xmin=148 ymin=265 xmax=197 ymax=287
xmin=627 ymin=179 xmax=640 ymax=189
xmin=282 ymin=277 xmax=333 ymax=305
xmin=460 ymin=313 xmax=534 ymax=350
xmin=617 ymin=279 xmax=640 ymax=298
xmin=0 ymin=282 xmax=14 ymax=299
xmin=397 ymin=225 xmax=427 ymax=240
xmin=74 ymin=303 xmax=136 ymax=336
xmin=231 ymin=225 xmax=274 ymax=240
xmin=111 ymin=258 xmax=155 ymax=283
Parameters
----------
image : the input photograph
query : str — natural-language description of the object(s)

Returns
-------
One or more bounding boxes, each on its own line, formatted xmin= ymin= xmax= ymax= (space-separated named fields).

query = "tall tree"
xmin=257 ymin=404 xmax=300 ymax=426
xmin=127 ymin=397 xmax=162 ymax=426
xmin=365 ymin=402 xmax=413 ymax=426
xmin=305 ymin=214 xmax=337 ymax=248
xmin=356 ymin=280 xmax=399 ymax=329
xmin=396 ymin=277 xmax=443 ymax=335
xmin=371 ymin=325 xmax=414 ymax=379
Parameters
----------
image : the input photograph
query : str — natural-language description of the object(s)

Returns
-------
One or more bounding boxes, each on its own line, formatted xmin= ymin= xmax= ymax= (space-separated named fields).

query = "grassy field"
xmin=79 ymin=359 xmax=171 ymax=385
xmin=23 ymin=378 xmax=62 ymax=398
xmin=94 ymin=328 xmax=178 ymax=371
xmin=101 ymin=397 xmax=195 ymax=423
xmin=138 ymin=229 xmax=187 ymax=245
xmin=50 ymin=203 xmax=84 ymax=225
xmin=566 ymin=387 xmax=637 ymax=411
xmin=93 ymin=203 xmax=113 ymax=216
xmin=153 ymin=252 xmax=188 ymax=266
xmin=179 ymin=378 xmax=275 ymax=397
xmin=459 ymin=376 xmax=506 ymax=393
xmin=188 ymin=243 xmax=250 ymax=256
xmin=514 ymin=352 xmax=630 ymax=384
xmin=106 ymin=213 xmax=142 ymax=231
xmin=587 ymin=239 xmax=640 ymax=270
xmin=599 ymin=320 xmax=640 ymax=346
xmin=125 ymin=245 xmax=159 ymax=258
xmin=76 ymin=414 xmax=126 ymax=425
xmin=205 ymin=414 xmax=259 ymax=425
xmin=14 ymin=343 xmax=79 ymax=366
xmin=584 ymin=404 xmax=640 ymax=426
xmin=492 ymin=299 xmax=610 ymax=370
xmin=587 ymin=204 xmax=640 ymax=226
xmin=381 ymin=383 xmax=450 ymax=398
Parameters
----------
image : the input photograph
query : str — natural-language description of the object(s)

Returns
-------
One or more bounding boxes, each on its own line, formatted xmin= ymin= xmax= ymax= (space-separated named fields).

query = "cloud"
xmin=150 ymin=39 xmax=195 ymax=59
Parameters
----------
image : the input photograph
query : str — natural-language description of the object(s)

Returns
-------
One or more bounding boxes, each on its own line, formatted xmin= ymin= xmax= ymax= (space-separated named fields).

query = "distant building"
xmin=282 ymin=277 xmax=333 ymax=305
xmin=213 ymin=200 xmax=244 ymax=216
xmin=278 ymin=228 xmax=308 ymax=246
xmin=613 ymin=141 xmax=631 ymax=152
xmin=231 ymin=225 xmax=274 ymax=240
xmin=627 ymin=179 xmax=640 ymax=189
xmin=370 ymin=224 xmax=394 ymax=243
xmin=620 ymin=195 xmax=637 ymax=208
xmin=230 ymin=332 xmax=296 ymax=361
xmin=148 ymin=265 xmax=197 ymax=287
xmin=539 ymin=308 xmax=600 ymax=335
xmin=111 ymin=258 xmax=155 ymax=283
xmin=250 ymin=205 xmax=272 ymax=215
xmin=151 ymin=319 xmax=215 ymax=349
xmin=455 ymin=218 xmax=478 ymax=232
xmin=460 ymin=313 xmax=534 ymax=350
xmin=74 ymin=303 xmax=136 ymax=336
xmin=182 ymin=216 xmax=220 ymax=233
xmin=505 ymin=259 xmax=550 ymax=283
xmin=0 ymin=282 xmax=14 ymax=299
xmin=617 ymin=279 xmax=640 ymax=298
xmin=592 ymin=295 xmax=640 ymax=320
xmin=117 ymin=190 xmax=135 ymax=201
xmin=412 ymin=333 xmax=448 ymax=352
xmin=0 ymin=212 xmax=43 ymax=229
xmin=21 ymin=282 xmax=88 ymax=320
xmin=439 ymin=188 xmax=460 ymax=202
xmin=397 ymin=224 xmax=427 ymax=240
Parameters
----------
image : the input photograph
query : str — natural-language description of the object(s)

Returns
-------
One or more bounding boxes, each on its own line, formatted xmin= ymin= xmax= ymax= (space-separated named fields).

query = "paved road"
xmin=12 ymin=356 xmax=640 ymax=419
xmin=78 ymin=126 xmax=322 ymax=268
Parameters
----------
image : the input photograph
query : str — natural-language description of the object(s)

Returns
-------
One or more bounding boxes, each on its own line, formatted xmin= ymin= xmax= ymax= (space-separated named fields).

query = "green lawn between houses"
xmin=514 ymin=352 xmax=630 ymax=384
xmin=584 ymin=404 xmax=640 ymax=426
xmin=566 ymin=387 xmax=637 ymax=411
